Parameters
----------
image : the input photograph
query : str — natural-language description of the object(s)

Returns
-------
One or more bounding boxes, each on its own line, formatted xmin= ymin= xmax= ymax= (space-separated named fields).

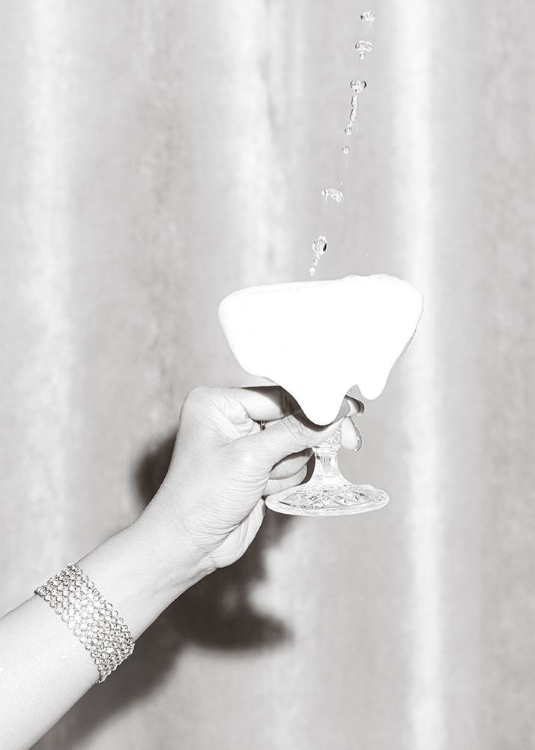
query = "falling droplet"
xmin=350 ymin=79 xmax=367 ymax=93
xmin=309 ymin=236 xmax=328 ymax=277
xmin=345 ymin=92 xmax=360 ymax=130
xmin=355 ymin=40 xmax=373 ymax=60
xmin=322 ymin=188 xmax=344 ymax=204
xmin=361 ymin=11 xmax=376 ymax=26
xmin=342 ymin=146 xmax=350 ymax=155
xmin=313 ymin=236 xmax=327 ymax=254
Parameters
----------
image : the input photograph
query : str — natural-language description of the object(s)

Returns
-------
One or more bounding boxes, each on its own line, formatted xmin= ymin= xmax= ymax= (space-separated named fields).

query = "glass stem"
xmin=312 ymin=451 xmax=341 ymax=482
xmin=310 ymin=428 xmax=346 ymax=485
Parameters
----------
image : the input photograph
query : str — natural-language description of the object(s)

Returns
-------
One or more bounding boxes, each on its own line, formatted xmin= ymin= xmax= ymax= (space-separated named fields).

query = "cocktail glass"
xmin=218 ymin=275 xmax=424 ymax=516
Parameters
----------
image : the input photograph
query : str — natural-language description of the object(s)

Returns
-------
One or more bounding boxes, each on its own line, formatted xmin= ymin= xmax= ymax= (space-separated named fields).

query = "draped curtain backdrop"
xmin=1 ymin=1 xmax=535 ymax=748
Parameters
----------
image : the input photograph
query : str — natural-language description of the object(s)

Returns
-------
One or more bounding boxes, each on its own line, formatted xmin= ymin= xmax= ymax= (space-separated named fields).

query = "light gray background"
xmin=1 ymin=1 xmax=535 ymax=748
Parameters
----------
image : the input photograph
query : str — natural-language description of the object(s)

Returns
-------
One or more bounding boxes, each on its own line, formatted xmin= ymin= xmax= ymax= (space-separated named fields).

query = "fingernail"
xmin=344 ymin=398 xmax=365 ymax=417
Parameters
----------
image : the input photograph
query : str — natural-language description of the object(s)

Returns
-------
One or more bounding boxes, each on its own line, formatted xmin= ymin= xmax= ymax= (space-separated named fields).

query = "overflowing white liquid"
xmin=219 ymin=275 xmax=424 ymax=425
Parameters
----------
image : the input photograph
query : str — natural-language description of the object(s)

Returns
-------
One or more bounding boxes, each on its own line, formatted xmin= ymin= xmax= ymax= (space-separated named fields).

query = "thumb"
xmin=244 ymin=401 xmax=351 ymax=468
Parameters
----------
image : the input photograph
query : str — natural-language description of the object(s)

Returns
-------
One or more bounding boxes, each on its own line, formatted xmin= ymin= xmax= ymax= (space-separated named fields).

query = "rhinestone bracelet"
xmin=35 ymin=563 xmax=135 ymax=683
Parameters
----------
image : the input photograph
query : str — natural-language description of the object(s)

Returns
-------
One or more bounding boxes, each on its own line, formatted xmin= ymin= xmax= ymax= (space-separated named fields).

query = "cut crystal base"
xmin=266 ymin=482 xmax=388 ymax=516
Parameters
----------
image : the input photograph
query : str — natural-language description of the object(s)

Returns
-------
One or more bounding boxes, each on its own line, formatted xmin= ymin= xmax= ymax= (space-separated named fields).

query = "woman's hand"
xmin=142 ymin=386 xmax=363 ymax=578
xmin=0 ymin=384 xmax=363 ymax=750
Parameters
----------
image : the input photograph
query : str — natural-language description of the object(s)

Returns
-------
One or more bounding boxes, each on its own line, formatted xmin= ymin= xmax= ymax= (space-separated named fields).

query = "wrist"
xmin=77 ymin=512 xmax=208 ymax=641
xmin=131 ymin=507 xmax=211 ymax=598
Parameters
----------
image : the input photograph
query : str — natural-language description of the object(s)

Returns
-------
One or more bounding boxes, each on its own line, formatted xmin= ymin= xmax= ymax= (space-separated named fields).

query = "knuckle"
xmin=184 ymin=385 xmax=233 ymax=412
xmin=180 ymin=386 xmax=216 ymax=428
xmin=283 ymin=419 xmax=323 ymax=451
xmin=185 ymin=385 xmax=211 ymax=404
xmin=282 ymin=416 xmax=309 ymax=442
xmin=183 ymin=386 xmax=225 ymax=417
xmin=183 ymin=386 xmax=208 ymax=413
xmin=225 ymin=438 xmax=255 ymax=469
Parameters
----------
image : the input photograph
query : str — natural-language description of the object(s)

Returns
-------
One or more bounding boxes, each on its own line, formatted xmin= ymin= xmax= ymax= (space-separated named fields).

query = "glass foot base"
xmin=266 ymin=482 xmax=389 ymax=517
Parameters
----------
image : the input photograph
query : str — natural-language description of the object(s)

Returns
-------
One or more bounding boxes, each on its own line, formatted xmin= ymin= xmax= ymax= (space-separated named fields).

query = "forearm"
xmin=0 ymin=512 xmax=204 ymax=750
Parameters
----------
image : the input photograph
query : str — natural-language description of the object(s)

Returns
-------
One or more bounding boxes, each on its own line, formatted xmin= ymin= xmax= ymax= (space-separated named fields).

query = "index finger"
xmin=229 ymin=386 xmax=299 ymax=421
xmin=227 ymin=386 xmax=364 ymax=423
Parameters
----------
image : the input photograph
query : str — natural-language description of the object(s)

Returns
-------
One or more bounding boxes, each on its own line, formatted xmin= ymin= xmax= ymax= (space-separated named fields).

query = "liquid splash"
xmin=361 ymin=11 xmax=376 ymax=26
xmin=308 ymin=11 xmax=376 ymax=277
xmin=309 ymin=236 xmax=328 ymax=277
xmin=355 ymin=40 xmax=373 ymax=60
xmin=344 ymin=91 xmax=361 ymax=134
xmin=350 ymin=79 xmax=367 ymax=93
xmin=322 ymin=188 xmax=344 ymax=204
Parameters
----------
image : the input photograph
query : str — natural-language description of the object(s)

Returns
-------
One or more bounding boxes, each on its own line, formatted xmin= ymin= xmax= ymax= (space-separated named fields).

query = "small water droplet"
xmin=361 ymin=11 xmax=376 ymax=26
xmin=309 ymin=236 xmax=328 ymax=277
xmin=355 ymin=40 xmax=373 ymax=60
xmin=342 ymin=146 xmax=350 ymax=155
xmin=350 ymin=79 xmax=367 ymax=93
xmin=322 ymin=188 xmax=344 ymax=204
xmin=313 ymin=236 xmax=327 ymax=254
